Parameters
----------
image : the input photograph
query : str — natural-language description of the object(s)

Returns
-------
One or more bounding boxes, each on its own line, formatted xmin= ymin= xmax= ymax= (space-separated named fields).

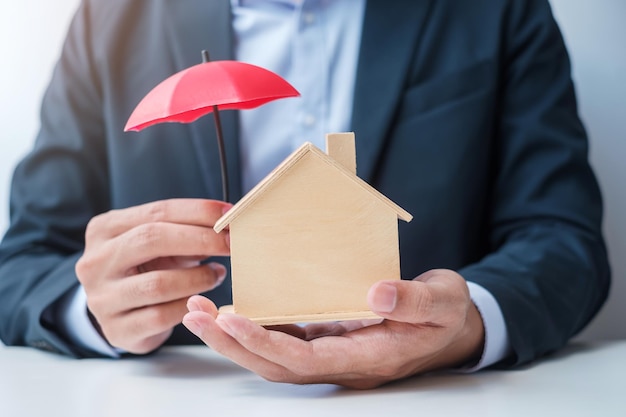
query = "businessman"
xmin=0 ymin=0 xmax=610 ymax=388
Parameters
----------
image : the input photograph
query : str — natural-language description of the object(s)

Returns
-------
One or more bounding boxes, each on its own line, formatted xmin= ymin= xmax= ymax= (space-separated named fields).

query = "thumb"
xmin=186 ymin=295 xmax=219 ymax=317
xmin=367 ymin=279 xmax=435 ymax=323
xmin=367 ymin=269 xmax=470 ymax=324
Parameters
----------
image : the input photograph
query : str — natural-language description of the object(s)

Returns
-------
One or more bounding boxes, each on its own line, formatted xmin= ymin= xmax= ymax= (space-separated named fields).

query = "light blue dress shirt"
xmin=60 ymin=0 xmax=510 ymax=371
xmin=232 ymin=0 xmax=365 ymax=192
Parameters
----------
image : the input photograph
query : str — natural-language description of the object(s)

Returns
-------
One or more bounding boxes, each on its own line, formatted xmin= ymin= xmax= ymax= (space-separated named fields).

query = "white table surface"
xmin=1 ymin=341 xmax=624 ymax=417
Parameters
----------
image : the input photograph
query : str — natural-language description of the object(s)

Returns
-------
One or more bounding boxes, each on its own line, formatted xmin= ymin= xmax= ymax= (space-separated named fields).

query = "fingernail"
xmin=183 ymin=316 xmax=201 ymax=335
xmin=224 ymin=231 xmax=230 ymax=249
xmin=209 ymin=262 xmax=227 ymax=285
xmin=187 ymin=297 xmax=201 ymax=312
xmin=371 ymin=283 xmax=397 ymax=313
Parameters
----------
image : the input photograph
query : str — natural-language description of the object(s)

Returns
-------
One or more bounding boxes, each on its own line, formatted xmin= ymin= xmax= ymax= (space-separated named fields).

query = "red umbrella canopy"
xmin=124 ymin=60 xmax=300 ymax=132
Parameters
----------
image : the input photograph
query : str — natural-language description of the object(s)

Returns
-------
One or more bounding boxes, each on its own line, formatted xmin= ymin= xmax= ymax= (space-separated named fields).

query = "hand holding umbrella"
xmin=125 ymin=51 xmax=300 ymax=202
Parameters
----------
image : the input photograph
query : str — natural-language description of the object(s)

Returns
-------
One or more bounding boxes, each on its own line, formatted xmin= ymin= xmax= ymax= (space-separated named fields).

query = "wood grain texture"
xmin=214 ymin=134 xmax=412 ymax=324
xmin=326 ymin=132 xmax=356 ymax=175
xmin=218 ymin=305 xmax=381 ymax=325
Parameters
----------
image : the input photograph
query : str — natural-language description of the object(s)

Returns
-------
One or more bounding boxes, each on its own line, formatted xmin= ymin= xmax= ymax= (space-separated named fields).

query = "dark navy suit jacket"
xmin=0 ymin=0 xmax=610 ymax=366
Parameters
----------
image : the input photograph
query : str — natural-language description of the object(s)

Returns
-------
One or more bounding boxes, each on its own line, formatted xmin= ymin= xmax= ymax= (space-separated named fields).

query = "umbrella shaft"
xmin=212 ymin=105 xmax=229 ymax=202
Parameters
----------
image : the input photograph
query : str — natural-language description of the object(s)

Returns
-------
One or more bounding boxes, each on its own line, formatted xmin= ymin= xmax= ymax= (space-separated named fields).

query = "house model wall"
xmin=214 ymin=133 xmax=412 ymax=325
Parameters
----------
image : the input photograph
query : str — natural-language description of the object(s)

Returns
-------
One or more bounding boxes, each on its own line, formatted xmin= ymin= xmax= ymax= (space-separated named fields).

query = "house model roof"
xmin=214 ymin=137 xmax=413 ymax=233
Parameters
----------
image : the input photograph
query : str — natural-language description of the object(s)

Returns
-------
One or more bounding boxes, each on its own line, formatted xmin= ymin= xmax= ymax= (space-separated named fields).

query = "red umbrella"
xmin=125 ymin=51 xmax=300 ymax=202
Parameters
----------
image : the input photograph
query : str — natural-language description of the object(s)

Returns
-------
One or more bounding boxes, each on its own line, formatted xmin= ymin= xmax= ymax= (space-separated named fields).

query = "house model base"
xmin=214 ymin=133 xmax=412 ymax=326
xmin=218 ymin=305 xmax=381 ymax=326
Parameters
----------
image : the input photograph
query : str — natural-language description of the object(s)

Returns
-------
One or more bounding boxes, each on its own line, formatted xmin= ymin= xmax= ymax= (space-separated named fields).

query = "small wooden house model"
xmin=214 ymin=133 xmax=412 ymax=325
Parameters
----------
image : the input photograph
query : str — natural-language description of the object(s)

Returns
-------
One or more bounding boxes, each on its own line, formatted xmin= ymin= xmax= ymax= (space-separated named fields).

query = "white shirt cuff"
xmin=461 ymin=281 xmax=511 ymax=372
xmin=57 ymin=285 xmax=122 ymax=358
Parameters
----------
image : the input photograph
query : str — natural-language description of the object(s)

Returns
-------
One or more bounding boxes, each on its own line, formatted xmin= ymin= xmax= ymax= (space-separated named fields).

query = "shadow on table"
xmin=502 ymin=341 xmax=601 ymax=372
xmin=132 ymin=341 xmax=606 ymax=397
xmin=233 ymin=341 xmax=607 ymax=398
xmin=234 ymin=370 xmax=497 ymax=399
xmin=133 ymin=347 xmax=250 ymax=379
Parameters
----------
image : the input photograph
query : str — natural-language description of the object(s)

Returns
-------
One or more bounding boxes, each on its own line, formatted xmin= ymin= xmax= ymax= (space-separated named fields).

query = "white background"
xmin=0 ymin=0 xmax=624 ymax=342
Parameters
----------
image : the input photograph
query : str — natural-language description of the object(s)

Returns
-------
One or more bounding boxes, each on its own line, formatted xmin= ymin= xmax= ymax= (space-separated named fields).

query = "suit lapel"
xmin=352 ymin=0 xmax=433 ymax=182
xmin=162 ymin=0 xmax=243 ymax=201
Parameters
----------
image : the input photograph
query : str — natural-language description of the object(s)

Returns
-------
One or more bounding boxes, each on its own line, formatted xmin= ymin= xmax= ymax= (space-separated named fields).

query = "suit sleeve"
xmin=0 ymin=1 xmax=110 ymax=357
xmin=459 ymin=0 xmax=610 ymax=366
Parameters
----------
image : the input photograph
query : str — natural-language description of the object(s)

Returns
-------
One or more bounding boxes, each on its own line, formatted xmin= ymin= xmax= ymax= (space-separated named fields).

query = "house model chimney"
xmin=325 ymin=132 xmax=357 ymax=175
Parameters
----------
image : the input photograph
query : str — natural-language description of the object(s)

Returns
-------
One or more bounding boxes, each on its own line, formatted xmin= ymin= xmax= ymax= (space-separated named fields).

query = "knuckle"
xmin=84 ymin=214 xmax=104 ymax=240
xmin=144 ymin=201 xmax=170 ymax=222
xmin=412 ymin=287 xmax=435 ymax=316
xmin=133 ymin=223 xmax=163 ymax=250
xmin=135 ymin=273 xmax=169 ymax=299
xmin=75 ymin=253 xmax=101 ymax=286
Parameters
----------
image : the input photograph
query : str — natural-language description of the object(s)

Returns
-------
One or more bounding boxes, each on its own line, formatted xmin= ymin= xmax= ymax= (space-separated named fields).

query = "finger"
xmin=140 ymin=255 xmax=208 ymax=272
xmin=108 ymin=222 xmax=229 ymax=273
xmin=87 ymin=199 xmax=232 ymax=242
xmin=104 ymin=263 xmax=226 ymax=313
xmin=186 ymin=295 xmax=219 ymax=317
xmin=367 ymin=270 xmax=469 ymax=325
xmin=183 ymin=299 xmax=294 ymax=382
xmin=214 ymin=313 xmax=356 ymax=377
xmin=105 ymin=298 xmax=190 ymax=354
xmin=87 ymin=263 xmax=225 ymax=317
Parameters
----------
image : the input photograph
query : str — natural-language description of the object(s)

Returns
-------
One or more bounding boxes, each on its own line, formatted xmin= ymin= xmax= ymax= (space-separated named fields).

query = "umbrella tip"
xmin=202 ymin=50 xmax=210 ymax=63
